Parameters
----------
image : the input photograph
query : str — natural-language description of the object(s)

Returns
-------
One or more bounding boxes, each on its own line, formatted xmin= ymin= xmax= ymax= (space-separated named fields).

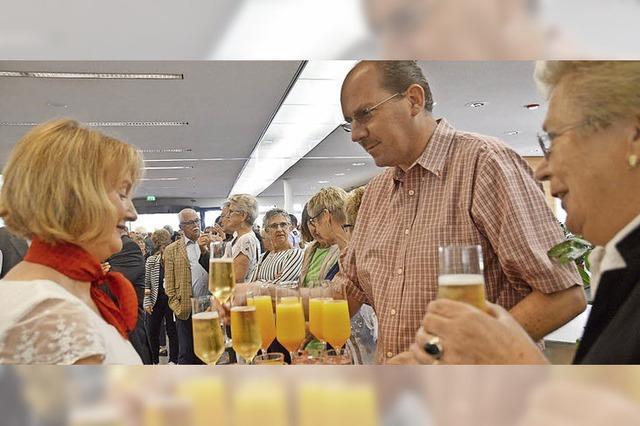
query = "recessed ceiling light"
xmin=505 ymin=130 xmax=520 ymax=136
xmin=466 ymin=101 xmax=488 ymax=108
xmin=335 ymin=172 xmax=345 ymax=176
xmin=0 ymin=121 xmax=188 ymax=127
xmin=0 ymin=71 xmax=183 ymax=80
xmin=139 ymin=148 xmax=192 ymax=154
xmin=318 ymin=180 xmax=329 ymax=184
xmin=144 ymin=166 xmax=194 ymax=170
xmin=352 ymin=162 xmax=366 ymax=166
xmin=46 ymin=101 xmax=68 ymax=108
xmin=524 ymin=103 xmax=540 ymax=110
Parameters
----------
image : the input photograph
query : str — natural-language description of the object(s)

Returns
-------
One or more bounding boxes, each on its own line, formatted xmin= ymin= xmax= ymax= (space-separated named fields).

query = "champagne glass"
xmin=438 ymin=245 xmax=487 ymax=311
xmin=322 ymin=347 xmax=353 ymax=365
xmin=191 ymin=296 xmax=225 ymax=365
xmin=209 ymin=241 xmax=235 ymax=304
xmin=307 ymin=280 xmax=333 ymax=346
xmin=231 ymin=305 xmax=262 ymax=364
xmin=247 ymin=283 xmax=277 ymax=354
xmin=253 ymin=352 xmax=285 ymax=365
xmin=209 ymin=241 xmax=235 ymax=347
xmin=275 ymin=282 xmax=306 ymax=362
xmin=321 ymin=282 xmax=351 ymax=355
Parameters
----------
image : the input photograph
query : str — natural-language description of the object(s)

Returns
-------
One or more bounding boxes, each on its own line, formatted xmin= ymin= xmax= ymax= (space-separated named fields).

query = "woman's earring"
xmin=629 ymin=154 xmax=639 ymax=168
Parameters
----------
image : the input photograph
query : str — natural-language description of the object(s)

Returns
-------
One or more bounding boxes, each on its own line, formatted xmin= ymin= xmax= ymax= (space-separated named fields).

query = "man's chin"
xmin=372 ymin=156 xmax=390 ymax=168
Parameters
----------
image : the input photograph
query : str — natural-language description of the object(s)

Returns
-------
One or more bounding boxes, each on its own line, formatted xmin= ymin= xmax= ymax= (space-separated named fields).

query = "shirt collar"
xmin=589 ymin=212 xmax=640 ymax=295
xmin=393 ymin=118 xmax=456 ymax=183
xmin=183 ymin=235 xmax=197 ymax=245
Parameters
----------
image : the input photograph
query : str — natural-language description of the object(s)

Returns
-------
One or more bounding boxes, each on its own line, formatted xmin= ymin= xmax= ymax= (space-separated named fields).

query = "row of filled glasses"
xmin=197 ymin=241 xmax=487 ymax=365
xmin=191 ymin=283 xmax=352 ymax=365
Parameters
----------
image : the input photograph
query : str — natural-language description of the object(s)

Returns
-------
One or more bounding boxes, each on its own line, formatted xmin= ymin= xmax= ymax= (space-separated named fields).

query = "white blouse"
xmin=0 ymin=280 xmax=142 ymax=365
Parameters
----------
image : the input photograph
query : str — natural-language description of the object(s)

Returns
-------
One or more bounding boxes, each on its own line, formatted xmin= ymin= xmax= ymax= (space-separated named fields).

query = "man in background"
xmin=164 ymin=208 xmax=208 ymax=364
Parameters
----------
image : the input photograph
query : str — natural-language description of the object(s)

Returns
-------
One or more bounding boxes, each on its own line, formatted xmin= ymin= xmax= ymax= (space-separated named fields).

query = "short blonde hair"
xmin=345 ymin=186 xmax=366 ymax=226
xmin=228 ymin=193 xmax=258 ymax=225
xmin=0 ymin=118 xmax=143 ymax=245
xmin=535 ymin=61 xmax=640 ymax=130
xmin=307 ymin=186 xmax=348 ymax=223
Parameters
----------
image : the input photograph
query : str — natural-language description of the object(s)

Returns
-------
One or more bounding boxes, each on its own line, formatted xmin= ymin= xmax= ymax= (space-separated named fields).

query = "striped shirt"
xmin=334 ymin=119 xmax=581 ymax=363
xmin=250 ymin=248 xmax=304 ymax=283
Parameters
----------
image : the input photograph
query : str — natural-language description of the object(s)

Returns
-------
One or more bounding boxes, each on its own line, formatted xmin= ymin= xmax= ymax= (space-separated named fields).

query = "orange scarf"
xmin=24 ymin=238 xmax=138 ymax=339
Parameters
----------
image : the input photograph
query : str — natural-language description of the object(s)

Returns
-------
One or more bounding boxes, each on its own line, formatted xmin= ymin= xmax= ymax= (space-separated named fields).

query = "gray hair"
xmin=535 ymin=61 xmax=640 ymax=131
xmin=262 ymin=208 xmax=290 ymax=229
xmin=227 ymin=193 xmax=258 ymax=226
xmin=178 ymin=208 xmax=198 ymax=221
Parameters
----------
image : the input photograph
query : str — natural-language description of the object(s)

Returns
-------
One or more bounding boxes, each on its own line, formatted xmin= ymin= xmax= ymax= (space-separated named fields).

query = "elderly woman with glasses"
xmin=249 ymin=208 xmax=304 ymax=283
xmin=301 ymin=189 xmax=349 ymax=286
xmin=408 ymin=61 xmax=640 ymax=365
xmin=302 ymin=186 xmax=378 ymax=364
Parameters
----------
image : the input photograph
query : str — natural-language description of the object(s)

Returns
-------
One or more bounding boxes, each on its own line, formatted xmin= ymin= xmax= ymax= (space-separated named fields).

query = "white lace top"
xmin=0 ymin=280 xmax=142 ymax=365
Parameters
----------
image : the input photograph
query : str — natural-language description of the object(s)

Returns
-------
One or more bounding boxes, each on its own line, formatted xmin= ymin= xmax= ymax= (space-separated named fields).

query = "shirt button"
xmin=390 ymin=308 xmax=397 ymax=316
xmin=397 ymin=268 xmax=403 ymax=275
xmin=404 ymin=229 xmax=410 ymax=235
xmin=387 ymin=351 xmax=394 ymax=358
xmin=408 ymin=189 xmax=415 ymax=196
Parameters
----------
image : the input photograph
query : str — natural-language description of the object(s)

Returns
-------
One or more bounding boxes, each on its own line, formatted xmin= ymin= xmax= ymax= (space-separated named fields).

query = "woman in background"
xmin=144 ymin=228 xmax=178 ymax=364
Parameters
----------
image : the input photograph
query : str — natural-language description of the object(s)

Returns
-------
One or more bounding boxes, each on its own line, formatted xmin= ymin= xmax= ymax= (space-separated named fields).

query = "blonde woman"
xmin=0 ymin=119 xmax=143 ymax=364
xmin=306 ymin=186 xmax=378 ymax=364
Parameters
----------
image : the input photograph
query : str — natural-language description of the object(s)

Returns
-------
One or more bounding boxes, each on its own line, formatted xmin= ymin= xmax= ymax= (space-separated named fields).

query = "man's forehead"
xmin=180 ymin=211 xmax=198 ymax=220
xmin=342 ymin=65 xmax=383 ymax=110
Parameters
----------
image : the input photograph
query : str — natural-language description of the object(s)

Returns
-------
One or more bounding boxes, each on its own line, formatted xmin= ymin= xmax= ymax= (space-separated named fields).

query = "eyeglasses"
xmin=308 ymin=209 xmax=327 ymax=226
xmin=341 ymin=224 xmax=354 ymax=231
xmin=537 ymin=120 xmax=594 ymax=159
xmin=220 ymin=210 xmax=241 ymax=219
xmin=267 ymin=222 xmax=291 ymax=231
xmin=180 ymin=218 xmax=200 ymax=226
xmin=341 ymin=92 xmax=403 ymax=133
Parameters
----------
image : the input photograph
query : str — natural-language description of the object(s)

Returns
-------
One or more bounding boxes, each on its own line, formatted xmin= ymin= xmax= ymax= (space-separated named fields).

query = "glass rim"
xmin=230 ymin=305 xmax=256 ymax=312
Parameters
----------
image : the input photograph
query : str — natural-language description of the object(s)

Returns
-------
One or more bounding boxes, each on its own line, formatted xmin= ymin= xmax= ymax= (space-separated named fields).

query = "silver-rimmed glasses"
xmin=537 ymin=120 xmax=596 ymax=159
xmin=341 ymin=92 xmax=403 ymax=132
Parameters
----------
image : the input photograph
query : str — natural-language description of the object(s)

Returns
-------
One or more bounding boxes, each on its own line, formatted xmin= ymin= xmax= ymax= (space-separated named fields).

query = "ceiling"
xmin=0 ymin=60 xmax=547 ymax=211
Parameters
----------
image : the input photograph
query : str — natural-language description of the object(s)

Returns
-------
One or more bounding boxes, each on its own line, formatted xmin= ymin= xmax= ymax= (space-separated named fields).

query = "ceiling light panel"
xmin=138 ymin=148 xmax=192 ymax=154
xmin=231 ymin=61 xmax=356 ymax=196
xmin=0 ymin=71 xmax=183 ymax=80
xmin=0 ymin=121 xmax=188 ymax=127
xmin=144 ymin=166 xmax=194 ymax=170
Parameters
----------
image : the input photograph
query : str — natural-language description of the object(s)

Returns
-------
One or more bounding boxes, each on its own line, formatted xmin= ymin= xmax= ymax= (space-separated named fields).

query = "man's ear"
xmin=406 ymin=84 xmax=425 ymax=116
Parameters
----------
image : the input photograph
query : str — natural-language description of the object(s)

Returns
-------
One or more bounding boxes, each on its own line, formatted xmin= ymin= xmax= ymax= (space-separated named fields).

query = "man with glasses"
xmin=335 ymin=60 xmax=586 ymax=363
xmin=164 ymin=208 xmax=208 ymax=364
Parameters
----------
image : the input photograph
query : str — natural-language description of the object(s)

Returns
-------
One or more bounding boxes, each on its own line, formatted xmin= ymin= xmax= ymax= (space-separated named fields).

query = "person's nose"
xmin=534 ymin=157 xmax=552 ymax=182
xmin=351 ymin=120 xmax=368 ymax=144
xmin=125 ymin=198 xmax=138 ymax=222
